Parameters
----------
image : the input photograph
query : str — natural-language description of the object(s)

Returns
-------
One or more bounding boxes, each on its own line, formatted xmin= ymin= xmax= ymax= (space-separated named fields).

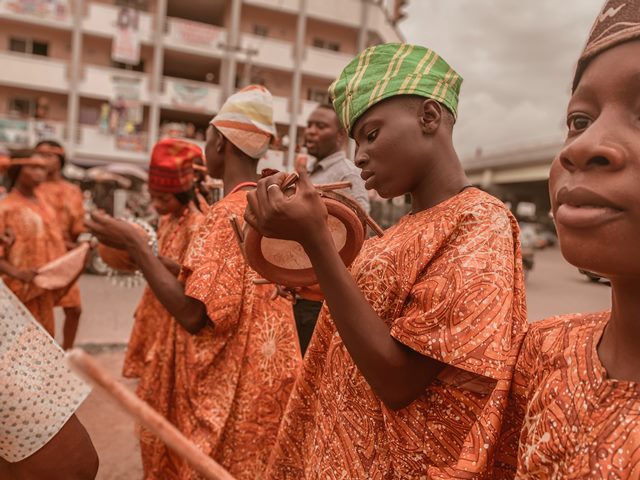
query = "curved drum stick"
xmin=66 ymin=349 xmax=235 ymax=480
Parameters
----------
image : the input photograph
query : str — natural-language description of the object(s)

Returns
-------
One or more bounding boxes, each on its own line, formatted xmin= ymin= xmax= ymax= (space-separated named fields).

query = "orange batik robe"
xmin=136 ymin=190 xmax=302 ymax=480
xmin=495 ymin=311 xmax=640 ymax=479
xmin=264 ymin=187 xmax=528 ymax=480
xmin=38 ymin=179 xmax=85 ymax=308
xmin=0 ymin=190 xmax=68 ymax=335
xmin=122 ymin=205 xmax=203 ymax=378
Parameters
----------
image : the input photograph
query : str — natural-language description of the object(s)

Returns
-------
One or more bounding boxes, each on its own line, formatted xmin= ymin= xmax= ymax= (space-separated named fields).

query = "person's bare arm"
xmin=158 ymin=255 xmax=181 ymax=277
xmin=0 ymin=259 xmax=36 ymax=283
xmin=0 ymin=414 xmax=99 ymax=480
xmin=245 ymin=172 xmax=444 ymax=410
xmin=86 ymin=213 xmax=207 ymax=334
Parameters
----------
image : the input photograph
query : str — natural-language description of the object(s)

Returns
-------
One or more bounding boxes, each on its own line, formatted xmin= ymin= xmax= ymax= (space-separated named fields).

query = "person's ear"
xmin=336 ymin=128 xmax=347 ymax=148
xmin=419 ymin=99 xmax=442 ymax=135
xmin=216 ymin=131 xmax=226 ymax=154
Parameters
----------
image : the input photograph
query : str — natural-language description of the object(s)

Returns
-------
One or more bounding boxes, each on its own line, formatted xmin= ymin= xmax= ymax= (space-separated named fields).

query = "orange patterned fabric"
xmin=264 ymin=187 xmax=528 ymax=479
xmin=136 ymin=190 xmax=301 ymax=480
xmin=39 ymin=179 xmax=86 ymax=308
xmin=122 ymin=206 xmax=203 ymax=379
xmin=38 ymin=179 xmax=85 ymax=243
xmin=496 ymin=311 xmax=640 ymax=479
xmin=0 ymin=190 xmax=68 ymax=335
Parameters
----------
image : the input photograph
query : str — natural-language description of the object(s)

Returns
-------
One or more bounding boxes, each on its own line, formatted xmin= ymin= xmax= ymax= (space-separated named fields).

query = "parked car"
xmin=520 ymin=221 xmax=556 ymax=249
xmin=519 ymin=223 xmax=537 ymax=279
xmin=522 ymin=246 xmax=535 ymax=279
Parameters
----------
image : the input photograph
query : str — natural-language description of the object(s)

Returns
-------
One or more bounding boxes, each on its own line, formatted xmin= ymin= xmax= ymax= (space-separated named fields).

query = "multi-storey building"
xmin=0 ymin=0 xmax=404 ymax=167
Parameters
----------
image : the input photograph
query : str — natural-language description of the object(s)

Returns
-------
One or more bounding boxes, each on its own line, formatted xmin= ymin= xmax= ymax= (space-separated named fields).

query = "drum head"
xmin=34 ymin=243 xmax=90 ymax=290
xmin=244 ymin=196 xmax=366 ymax=287
xmin=97 ymin=223 xmax=149 ymax=273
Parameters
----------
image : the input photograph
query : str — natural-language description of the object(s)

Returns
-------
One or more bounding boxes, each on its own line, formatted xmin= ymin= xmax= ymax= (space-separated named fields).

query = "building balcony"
xmin=242 ymin=0 xmax=401 ymax=40
xmin=0 ymin=1 xmax=72 ymax=30
xmin=164 ymin=17 xmax=226 ymax=57
xmin=160 ymin=77 xmax=222 ymax=114
xmin=158 ymin=76 xmax=317 ymax=126
xmin=272 ymin=96 xmax=318 ymax=126
xmin=76 ymin=124 xmax=149 ymax=163
xmin=303 ymin=48 xmax=351 ymax=79
xmin=83 ymin=2 xmax=153 ymax=43
xmin=79 ymin=65 xmax=151 ymax=103
xmin=0 ymin=52 xmax=69 ymax=93
xmin=0 ymin=115 xmax=66 ymax=149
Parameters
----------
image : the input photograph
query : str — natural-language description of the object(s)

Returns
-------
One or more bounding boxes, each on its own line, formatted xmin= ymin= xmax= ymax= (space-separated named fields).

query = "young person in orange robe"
xmin=35 ymin=140 xmax=85 ymax=349
xmin=121 ymin=138 xmax=205 ymax=379
xmin=245 ymin=44 xmax=527 ymax=479
xmin=496 ymin=2 xmax=640 ymax=478
xmin=88 ymin=86 xmax=301 ymax=480
xmin=0 ymin=152 xmax=69 ymax=336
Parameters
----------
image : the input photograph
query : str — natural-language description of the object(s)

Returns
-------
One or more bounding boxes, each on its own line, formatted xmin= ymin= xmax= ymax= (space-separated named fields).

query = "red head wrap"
xmin=148 ymin=139 xmax=202 ymax=193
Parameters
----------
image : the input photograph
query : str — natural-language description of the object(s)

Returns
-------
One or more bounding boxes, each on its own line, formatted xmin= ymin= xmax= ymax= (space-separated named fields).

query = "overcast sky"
xmin=400 ymin=0 xmax=604 ymax=160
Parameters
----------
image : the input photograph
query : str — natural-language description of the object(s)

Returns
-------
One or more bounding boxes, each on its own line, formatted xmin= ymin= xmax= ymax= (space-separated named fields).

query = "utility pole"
xmin=358 ymin=0 xmax=370 ymax=52
xmin=222 ymin=0 xmax=243 ymax=100
xmin=349 ymin=0 xmax=371 ymax=160
xmin=148 ymin=0 xmax=167 ymax=149
xmin=240 ymin=48 xmax=259 ymax=87
xmin=286 ymin=0 xmax=307 ymax=170
xmin=66 ymin=0 xmax=83 ymax=158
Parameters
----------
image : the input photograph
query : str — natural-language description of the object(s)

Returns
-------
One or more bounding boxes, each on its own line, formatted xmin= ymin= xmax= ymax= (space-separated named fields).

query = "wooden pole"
xmin=66 ymin=349 xmax=235 ymax=480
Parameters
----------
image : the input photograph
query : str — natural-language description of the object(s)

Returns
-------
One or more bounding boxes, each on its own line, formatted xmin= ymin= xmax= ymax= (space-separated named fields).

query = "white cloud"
xmin=400 ymin=0 xmax=604 ymax=160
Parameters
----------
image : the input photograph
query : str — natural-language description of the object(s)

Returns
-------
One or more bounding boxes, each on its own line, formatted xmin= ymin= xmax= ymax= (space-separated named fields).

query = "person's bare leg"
xmin=62 ymin=306 xmax=81 ymax=350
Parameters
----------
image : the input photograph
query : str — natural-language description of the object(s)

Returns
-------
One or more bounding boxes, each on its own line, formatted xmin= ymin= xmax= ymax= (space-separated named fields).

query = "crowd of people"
xmin=1 ymin=1 xmax=639 ymax=478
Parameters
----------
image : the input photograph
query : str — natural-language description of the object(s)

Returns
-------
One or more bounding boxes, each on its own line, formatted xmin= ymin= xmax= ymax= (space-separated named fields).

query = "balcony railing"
xmin=83 ymin=2 xmax=153 ymax=43
xmin=0 ymin=115 xmax=66 ymax=149
xmin=76 ymin=125 xmax=149 ymax=163
xmin=80 ymin=65 xmax=151 ymax=103
xmin=0 ymin=52 xmax=69 ymax=93
xmin=0 ymin=1 xmax=72 ymax=30
xmin=160 ymin=77 xmax=222 ymax=114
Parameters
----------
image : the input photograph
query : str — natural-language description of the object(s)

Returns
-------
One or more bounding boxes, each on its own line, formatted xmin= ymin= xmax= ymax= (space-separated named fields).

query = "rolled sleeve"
xmin=390 ymin=207 xmax=520 ymax=382
xmin=0 ymin=280 xmax=91 ymax=462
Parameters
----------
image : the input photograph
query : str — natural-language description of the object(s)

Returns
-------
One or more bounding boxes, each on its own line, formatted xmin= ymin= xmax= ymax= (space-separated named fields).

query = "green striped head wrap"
xmin=329 ymin=43 xmax=463 ymax=135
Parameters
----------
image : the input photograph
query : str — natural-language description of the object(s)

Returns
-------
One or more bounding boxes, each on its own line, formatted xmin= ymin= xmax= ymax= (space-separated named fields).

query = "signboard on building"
xmin=0 ymin=118 xmax=30 ymax=147
xmin=0 ymin=118 xmax=61 ymax=147
xmin=169 ymin=18 xmax=222 ymax=48
xmin=111 ymin=76 xmax=145 ymax=152
xmin=111 ymin=7 xmax=140 ymax=66
xmin=170 ymin=81 xmax=210 ymax=112
xmin=1 ymin=0 xmax=69 ymax=21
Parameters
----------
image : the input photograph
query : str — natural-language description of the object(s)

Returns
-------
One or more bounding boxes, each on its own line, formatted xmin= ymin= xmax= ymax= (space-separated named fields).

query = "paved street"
xmin=66 ymin=246 xmax=611 ymax=479
xmin=524 ymin=246 xmax=611 ymax=321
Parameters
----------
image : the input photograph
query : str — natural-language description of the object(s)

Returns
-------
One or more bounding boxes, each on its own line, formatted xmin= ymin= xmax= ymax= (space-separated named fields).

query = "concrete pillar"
xmin=66 ymin=0 xmax=83 ymax=158
xmin=148 ymin=0 xmax=168 ymax=151
xmin=286 ymin=0 xmax=307 ymax=169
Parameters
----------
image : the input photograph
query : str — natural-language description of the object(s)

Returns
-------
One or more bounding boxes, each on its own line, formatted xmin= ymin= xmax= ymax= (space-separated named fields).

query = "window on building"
xmin=32 ymin=41 xmax=49 ymax=56
xmin=9 ymin=37 xmax=27 ymax=53
xmin=8 ymin=97 xmax=34 ymax=117
xmin=253 ymin=24 xmax=269 ymax=37
xmin=112 ymin=59 xmax=145 ymax=73
xmin=308 ymin=88 xmax=330 ymax=104
xmin=312 ymin=38 xmax=340 ymax=52
xmin=9 ymin=37 xmax=50 ymax=56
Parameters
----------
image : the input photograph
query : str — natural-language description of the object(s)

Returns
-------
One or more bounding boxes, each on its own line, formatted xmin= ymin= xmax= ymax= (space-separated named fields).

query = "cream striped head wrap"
xmin=329 ymin=43 xmax=463 ymax=135
xmin=210 ymin=85 xmax=276 ymax=159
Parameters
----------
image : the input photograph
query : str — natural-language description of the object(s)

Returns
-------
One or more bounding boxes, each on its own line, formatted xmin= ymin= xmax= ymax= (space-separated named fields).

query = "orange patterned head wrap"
xmin=573 ymin=0 xmax=640 ymax=90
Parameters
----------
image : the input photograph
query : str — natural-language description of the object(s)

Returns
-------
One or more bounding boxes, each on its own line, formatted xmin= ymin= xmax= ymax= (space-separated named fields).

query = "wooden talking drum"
xmin=97 ymin=223 xmax=151 ymax=273
xmin=243 ymin=190 xmax=367 ymax=288
xmin=34 ymin=243 xmax=90 ymax=290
